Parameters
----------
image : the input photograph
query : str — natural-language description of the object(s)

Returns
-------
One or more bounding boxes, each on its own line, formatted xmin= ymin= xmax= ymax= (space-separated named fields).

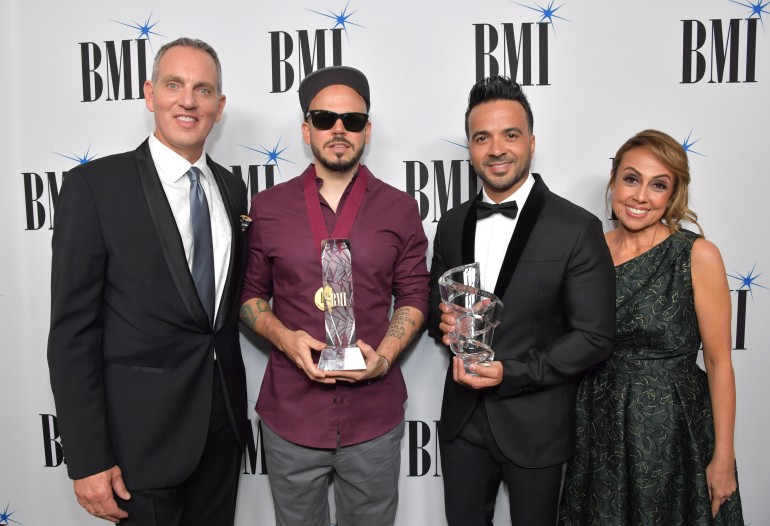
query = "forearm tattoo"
xmin=385 ymin=307 xmax=417 ymax=341
xmin=239 ymin=298 xmax=271 ymax=328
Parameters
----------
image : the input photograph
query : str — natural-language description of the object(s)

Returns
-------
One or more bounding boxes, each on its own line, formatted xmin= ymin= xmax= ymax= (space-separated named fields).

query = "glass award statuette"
xmin=438 ymin=262 xmax=481 ymax=301
xmin=439 ymin=263 xmax=503 ymax=374
xmin=317 ymin=239 xmax=367 ymax=371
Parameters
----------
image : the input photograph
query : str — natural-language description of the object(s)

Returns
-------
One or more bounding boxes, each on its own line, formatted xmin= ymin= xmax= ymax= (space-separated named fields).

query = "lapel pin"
xmin=240 ymin=215 xmax=252 ymax=232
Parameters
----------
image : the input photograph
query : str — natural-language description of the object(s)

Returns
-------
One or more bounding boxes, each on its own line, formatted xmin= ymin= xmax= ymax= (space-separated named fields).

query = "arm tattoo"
xmin=385 ymin=307 xmax=417 ymax=341
xmin=239 ymin=299 xmax=272 ymax=328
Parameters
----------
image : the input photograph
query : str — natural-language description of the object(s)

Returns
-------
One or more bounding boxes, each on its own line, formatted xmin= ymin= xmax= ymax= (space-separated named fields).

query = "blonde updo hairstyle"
xmin=608 ymin=129 xmax=702 ymax=234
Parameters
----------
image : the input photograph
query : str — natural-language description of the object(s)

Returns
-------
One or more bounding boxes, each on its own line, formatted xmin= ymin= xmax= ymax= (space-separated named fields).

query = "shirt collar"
xmin=148 ymin=133 xmax=208 ymax=184
xmin=315 ymin=169 xmax=358 ymax=208
xmin=481 ymin=172 xmax=535 ymax=206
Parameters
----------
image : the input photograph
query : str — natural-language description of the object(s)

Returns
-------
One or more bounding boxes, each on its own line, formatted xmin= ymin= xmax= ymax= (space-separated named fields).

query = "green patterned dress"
xmin=560 ymin=230 xmax=743 ymax=525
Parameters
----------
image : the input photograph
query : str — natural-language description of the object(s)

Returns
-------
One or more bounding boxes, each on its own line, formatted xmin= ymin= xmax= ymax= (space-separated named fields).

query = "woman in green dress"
xmin=560 ymin=130 xmax=743 ymax=525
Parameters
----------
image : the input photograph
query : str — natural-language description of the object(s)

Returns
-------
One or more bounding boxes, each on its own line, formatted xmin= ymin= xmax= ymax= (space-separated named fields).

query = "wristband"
xmin=378 ymin=354 xmax=391 ymax=376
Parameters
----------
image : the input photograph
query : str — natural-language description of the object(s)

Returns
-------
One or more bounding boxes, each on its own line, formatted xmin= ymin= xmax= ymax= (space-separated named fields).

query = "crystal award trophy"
xmin=438 ymin=263 xmax=504 ymax=374
xmin=317 ymin=238 xmax=366 ymax=371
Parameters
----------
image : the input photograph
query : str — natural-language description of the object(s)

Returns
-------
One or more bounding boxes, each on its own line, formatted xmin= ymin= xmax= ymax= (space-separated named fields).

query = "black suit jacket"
xmin=48 ymin=139 xmax=248 ymax=489
xmin=429 ymin=174 xmax=615 ymax=468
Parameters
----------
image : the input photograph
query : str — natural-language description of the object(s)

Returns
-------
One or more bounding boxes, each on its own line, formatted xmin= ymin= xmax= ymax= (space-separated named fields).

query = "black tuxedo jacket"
xmin=429 ymin=174 xmax=615 ymax=468
xmin=48 ymin=139 xmax=248 ymax=489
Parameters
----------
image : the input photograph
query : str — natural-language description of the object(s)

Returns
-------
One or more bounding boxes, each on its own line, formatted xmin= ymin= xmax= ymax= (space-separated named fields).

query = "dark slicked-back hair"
xmin=151 ymin=37 xmax=223 ymax=94
xmin=464 ymin=76 xmax=534 ymax=137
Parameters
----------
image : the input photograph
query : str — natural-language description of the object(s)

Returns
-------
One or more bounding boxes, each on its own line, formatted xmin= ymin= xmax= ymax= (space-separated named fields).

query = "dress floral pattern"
xmin=560 ymin=230 xmax=743 ymax=525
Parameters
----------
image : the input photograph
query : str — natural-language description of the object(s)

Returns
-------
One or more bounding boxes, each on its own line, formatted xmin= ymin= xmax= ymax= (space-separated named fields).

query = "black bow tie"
xmin=476 ymin=200 xmax=518 ymax=220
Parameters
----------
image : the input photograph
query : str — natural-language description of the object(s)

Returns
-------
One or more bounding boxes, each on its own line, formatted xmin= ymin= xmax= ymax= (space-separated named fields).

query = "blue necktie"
xmin=187 ymin=167 xmax=215 ymax=324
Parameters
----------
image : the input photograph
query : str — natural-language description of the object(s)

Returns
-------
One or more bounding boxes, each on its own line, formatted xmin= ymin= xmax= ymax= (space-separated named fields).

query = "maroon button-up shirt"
xmin=241 ymin=165 xmax=430 ymax=448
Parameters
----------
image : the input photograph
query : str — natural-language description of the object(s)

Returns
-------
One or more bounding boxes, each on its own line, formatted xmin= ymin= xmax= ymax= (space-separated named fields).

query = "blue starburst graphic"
xmin=52 ymin=145 xmax=97 ymax=165
xmin=240 ymin=138 xmax=295 ymax=178
xmin=730 ymin=0 xmax=770 ymax=30
xmin=441 ymin=138 xmax=469 ymax=150
xmin=728 ymin=264 xmax=768 ymax=300
xmin=306 ymin=1 xmax=364 ymax=41
xmin=113 ymin=12 xmax=164 ymax=49
xmin=511 ymin=1 xmax=570 ymax=35
xmin=0 ymin=501 xmax=21 ymax=525
xmin=681 ymin=130 xmax=705 ymax=157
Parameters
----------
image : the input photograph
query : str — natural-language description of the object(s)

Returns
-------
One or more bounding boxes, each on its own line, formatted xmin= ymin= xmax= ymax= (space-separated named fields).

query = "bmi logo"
xmin=242 ymin=418 xmax=269 ymax=475
xmin=681 ymin=1 xmax=767 ymax=83
xmin=270 ymin=3 xmax=363 ymax=93
xmin=44 ymin=412 xmax=270 ymax=476
xmin=240 ymin=418 xmax=442 ymax=476
xmin=22 ymin=147 xmax=95 ymax=231
xmin=405 ymin=140 xmax=478 ymax=222
xmin=728 ymin=264 xmax=766 ymax=350
xmin=80 ymin=13 xmax=164 ymax=102
xmin=235 ymin=138 xmax=295 ymax=197
xmin=41 ymin=414 xmax=65 ymax=467
xmin=406 ymin=420 xmax=441 ymax=477
xmin=474 ymin=0 xmax=569 ymax=83
xmin=315 ymin=286 xmax=349 ymax=310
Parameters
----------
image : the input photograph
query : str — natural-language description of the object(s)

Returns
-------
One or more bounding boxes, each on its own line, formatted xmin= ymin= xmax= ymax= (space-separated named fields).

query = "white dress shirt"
xmin=474 ymin=174 xmax=535 ymax=292
xmin=149 ymin=134 xmax=232 ymax=319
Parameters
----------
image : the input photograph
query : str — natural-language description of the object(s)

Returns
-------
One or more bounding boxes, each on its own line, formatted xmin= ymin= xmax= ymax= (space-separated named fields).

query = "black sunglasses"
xmin=305 ymin=110 xmax=369 ymax=133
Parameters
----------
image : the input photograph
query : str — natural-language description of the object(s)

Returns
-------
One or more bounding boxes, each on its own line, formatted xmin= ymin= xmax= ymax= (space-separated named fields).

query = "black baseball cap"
xmin=298 ymin=66 xmax=370 ymax=114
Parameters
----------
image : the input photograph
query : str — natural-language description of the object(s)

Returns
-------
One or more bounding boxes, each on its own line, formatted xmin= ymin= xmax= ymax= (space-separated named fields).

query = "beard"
xmin=311 ymin=135 xmax=366 ymax=173
xmin=476 ymin=153 xmax=532 ymax=194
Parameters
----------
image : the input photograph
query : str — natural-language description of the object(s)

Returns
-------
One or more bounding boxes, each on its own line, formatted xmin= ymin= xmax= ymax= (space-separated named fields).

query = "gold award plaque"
xmin=314 ymin=285 xmax=334 ymax=311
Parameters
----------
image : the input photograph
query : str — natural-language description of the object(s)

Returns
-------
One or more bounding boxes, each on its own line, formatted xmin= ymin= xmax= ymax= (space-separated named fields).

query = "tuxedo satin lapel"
xmin=208 ymin=157 xmax=239 ymax=333
xmin=493 ymin=173 xmax=550 ymax=299
xmin=461 ymin=192 xmax=482 ymax=265
xmin=134 ymin=140 xmax=211 ymax=330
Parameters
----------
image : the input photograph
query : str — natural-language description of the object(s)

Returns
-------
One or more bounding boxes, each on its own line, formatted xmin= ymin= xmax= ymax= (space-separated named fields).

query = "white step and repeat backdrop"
xmin=2 ymin=0 xmax=768 ymax=524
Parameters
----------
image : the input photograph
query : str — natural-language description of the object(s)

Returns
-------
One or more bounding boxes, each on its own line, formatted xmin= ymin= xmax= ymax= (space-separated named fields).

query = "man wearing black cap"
xmin=239 ymin=66 xmax=430 ymax=526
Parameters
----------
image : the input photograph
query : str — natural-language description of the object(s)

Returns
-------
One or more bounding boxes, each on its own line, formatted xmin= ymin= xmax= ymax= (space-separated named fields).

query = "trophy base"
xmin=453 ymin=344 xmax=494 ymax=376
xmin=318 ymin=345 xmax=366 ymax=371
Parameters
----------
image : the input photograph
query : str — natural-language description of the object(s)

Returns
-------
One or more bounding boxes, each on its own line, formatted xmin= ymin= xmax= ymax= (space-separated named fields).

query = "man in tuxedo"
xmin=47 ymin=38 xmax=247 ymax=525
xmin=429 ymin=76 xmax=615 ymax=526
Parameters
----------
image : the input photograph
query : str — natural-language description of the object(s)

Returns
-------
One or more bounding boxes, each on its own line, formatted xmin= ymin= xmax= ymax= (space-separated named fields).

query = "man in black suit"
xmin=47 ymin=38 xmax=247 ymax=525
xmin=429 ymin=76 xmax=615 ymax=526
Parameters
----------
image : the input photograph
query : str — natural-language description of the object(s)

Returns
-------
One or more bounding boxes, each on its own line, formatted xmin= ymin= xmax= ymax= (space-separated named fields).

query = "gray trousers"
xmin=261 ymin=420 xmax=405 ymax=526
